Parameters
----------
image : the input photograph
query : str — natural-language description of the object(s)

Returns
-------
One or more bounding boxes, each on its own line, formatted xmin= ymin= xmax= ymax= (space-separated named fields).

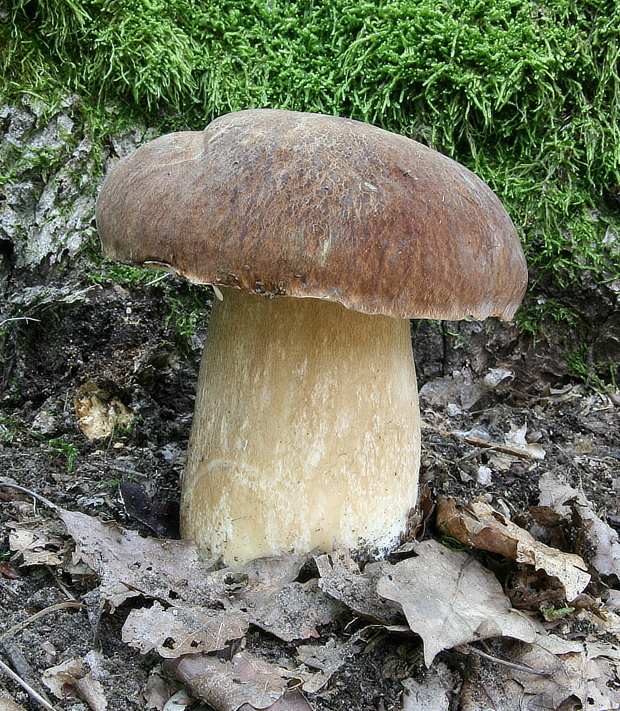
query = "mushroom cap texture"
xmin=96 ymin=109 xmax=527 ymax=320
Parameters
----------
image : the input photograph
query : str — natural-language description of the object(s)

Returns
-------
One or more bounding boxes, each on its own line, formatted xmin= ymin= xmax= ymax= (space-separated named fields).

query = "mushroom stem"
xmin=181 ymin=287 xmax=421 ymax=564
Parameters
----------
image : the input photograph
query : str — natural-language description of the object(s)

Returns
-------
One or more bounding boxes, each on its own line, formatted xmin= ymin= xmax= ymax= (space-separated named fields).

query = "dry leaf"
xmin=315 ymin=549 xmax=401 ymax=625
xmin=122 ymin=602 xmax=249 ymax=657
xmin=8 ymin=520 xmax=67 ymax=566
xmin=42 ymin=657 xmax=108 ymax=711
xmin=376 ymin=540 xmax=536 ymax=666
xmin=460 ymin=635 xmax=620 ymax=711
xmin=60 ymin=509 xmax=336 ymax=652
xmin=0 ymin=690 xmax=27 ymax=711
xmin=235 ymin=556 xmax=340 ymax=640
xmin=502 ymin=422 xmax=546 ymax=460
xmin=401 ymin=662 xmax=453 ymax=711
xmin=436 ymin=497 xmax=590 ymax=600
xmin=248 ymin=579 xmax=341 ymax=641
xmin=144 ymin=667 xmax=170 ymax=711
xmin=59 ymin=509 xmax=220 ymax=611
xmin=539 ymin=472 xmax=620 ymax=578
xmin=237 ymin=692 xmax=312 ymax=711
xmin=295 ymin=634 xmax=363 ymax=693
xmin=167 ymin=652 xmax=302 ymax=711
xmin=162 ymin=690 xmax=193 ymax=710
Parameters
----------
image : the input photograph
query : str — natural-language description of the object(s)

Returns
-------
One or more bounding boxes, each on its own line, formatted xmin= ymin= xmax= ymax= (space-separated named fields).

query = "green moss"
xmin=3 ymin=0 xmax=619 ymax=292
xmin=161 ymin=280 xmax=212 ymax=353
xmin=565 ymin=342 xmax=618 ymax=392
xmin=47 ymin=436 xmax=79 ymax=475
xmin=87 ymin=252 xmax=155 ymax=287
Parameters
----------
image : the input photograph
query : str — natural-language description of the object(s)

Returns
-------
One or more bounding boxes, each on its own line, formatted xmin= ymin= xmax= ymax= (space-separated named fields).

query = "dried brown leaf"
xmin=436 ymin=497 xmax=590 ymax=600
xmin=59 ymin=509 xmax=220 ymax=611
xmin=539 ymin=472 xmax=620 ymax=578
xmin=121 ymin=602 xmax=249 ymax=657
xmin=42 ymin=657 xmax=108 ymax=711
xmin=248 ymin=579 xmax=341 ymax=641
xmin=315 ymin=549 xmax=401 ymax=625
xmin=60 ymin=509 xmax=336 ymax=648
xmin=0 ymin=690 xmax=27 ymax=711
xmin=144 ymin=667 xmax=170 ymax=711
xmin=167 ymin=652 xmax=304 ymax=711
xmin=7 ymin=520 xmax=68 ymax=567
xmin=401 ymin=662 xmax=453 ymax=711
xmin=237 ymin=692 xmax=312 ymax=711
xmin=376 ymin=540 xmax=536 ymax=666
xmin=295 ymin=634 xmax=363 ymax=693
xmin=460 ymin=635 xmax=620 ymax=711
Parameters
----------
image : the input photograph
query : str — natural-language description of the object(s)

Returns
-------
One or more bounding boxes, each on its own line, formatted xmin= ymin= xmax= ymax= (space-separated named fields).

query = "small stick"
xmin=144 ymin=272 xmax=171 ymax=287
xmin=422 ymin=421 xmax=537 ymax=460
xmin=1 ymin=601 xmax=85 ymax=642
xmin=458 ymin=644 xmax=550 ymax=676
xmin=45 ymin=565 xmax=78 ymax=601
xmin=0 ymin=657 xmax=58 ymax=711
xmin=0 ymin=481 xmax=59 ymax=511
xmin=0 ymin=317 xmax=41 ymax=327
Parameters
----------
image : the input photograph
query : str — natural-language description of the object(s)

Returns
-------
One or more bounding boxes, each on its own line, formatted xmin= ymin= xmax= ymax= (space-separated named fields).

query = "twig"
xmin=144 ymin=272 xmax=171 ymax=287
xmin=45 ymin=565 xmax=78 ymax=601
xmin=0 ymin=656 xmax=59 ymax=711
xmin=0 ymin=317 xmax=41 ymax=327
xmin=0 ymin=601 xmax=85 ymax=642
xmin=0 ymin=480 xmax=59 ymax=511
xmin=422 ymin=421 xmax=537 ymax=460
xmin=0 ymin=579 xmax=19 ymax=598
xmin=458 ymin=644 xmax=550 ymax=676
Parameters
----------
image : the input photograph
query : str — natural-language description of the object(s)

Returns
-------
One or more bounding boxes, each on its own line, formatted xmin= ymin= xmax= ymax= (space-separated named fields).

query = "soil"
xmin=1 ymin=267 xmax=619 ymax=711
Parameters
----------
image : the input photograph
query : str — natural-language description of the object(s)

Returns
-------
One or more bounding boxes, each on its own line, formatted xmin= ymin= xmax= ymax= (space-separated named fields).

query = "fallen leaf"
xmin=401 ymin=662 xmax=453 ymax=711
xmin=0 ymin=690 xmax=27 ymax=711
xmin=166 ymin=652 xmax=305 ymax=711
xmin=460 ymin=634 xmax=620 ymax=711
xmin=144 ymin=667 xmax=170 ymax=711
xmin=436 ymin=497 xmax=590 ymax=601
xmin=0 ymin=562 xmax=20 ymax=579
xmin=502 ymin=422 xmax=546 ymax=460
xmin=7 ymin=520 xmax=68 ymax=567
xmin=237 ymin=692 xmax=312 ymax=711
xmin=419 ymin=373 xmax=487 ymax=410
xmin=375 ymin=540 xmax=536 ymax=666
xmin=248 ymin=579 xmax=341 ymax=641
xmin=295 ymin=634 xmax=364 ymax=693
xmin=539 ymin=472 xmax=620 ymax=578
xmin=42 ymin=657 xmax=108 ymax=711
xmin=59 ymin=508 xmax=337 ymax=650
xmin=315 ymin=549 xmax=401 ymax=625
xmin=59 ymin=509 xmax=219 ymax=611
xmin=162 ymin=689 xmax=193 ymax=710
xmin=122 ymin=601 xmax=249 ymax=657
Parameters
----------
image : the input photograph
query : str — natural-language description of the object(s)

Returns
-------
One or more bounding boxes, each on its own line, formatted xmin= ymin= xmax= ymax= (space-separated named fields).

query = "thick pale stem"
xmin=181 ymin=288 xmax=421 ymax=563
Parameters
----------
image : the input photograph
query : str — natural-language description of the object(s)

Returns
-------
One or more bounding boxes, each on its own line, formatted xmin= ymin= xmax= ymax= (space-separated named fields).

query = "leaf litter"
xmin=436 ymin=496 xmax=591 ymax=601
xmin=3 ymin=455 xmax=620 ymax=711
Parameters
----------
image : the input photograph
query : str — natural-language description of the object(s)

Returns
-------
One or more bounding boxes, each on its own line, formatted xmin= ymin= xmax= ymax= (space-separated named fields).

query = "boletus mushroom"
xmin=96 ymin=109 xmax=527 ymax=564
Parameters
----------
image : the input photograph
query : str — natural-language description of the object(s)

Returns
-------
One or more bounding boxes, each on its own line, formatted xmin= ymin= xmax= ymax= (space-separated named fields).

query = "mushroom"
xmin=96 ymin=109 xmax=527 ymax=564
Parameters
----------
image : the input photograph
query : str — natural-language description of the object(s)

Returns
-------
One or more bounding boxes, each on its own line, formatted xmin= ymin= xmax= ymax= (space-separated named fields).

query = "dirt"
xmin=1 ymin=269 xmax=619 ymax=711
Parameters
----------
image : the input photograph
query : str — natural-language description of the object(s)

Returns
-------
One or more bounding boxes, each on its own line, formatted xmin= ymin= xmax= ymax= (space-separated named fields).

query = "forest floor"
xmin=1 ymin=275 xmax=619 ymax=711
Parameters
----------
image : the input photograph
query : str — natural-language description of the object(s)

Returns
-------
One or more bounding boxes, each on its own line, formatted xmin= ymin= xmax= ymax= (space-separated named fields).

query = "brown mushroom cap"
xmin=96 ymin=109 xmax=527 ymax=320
